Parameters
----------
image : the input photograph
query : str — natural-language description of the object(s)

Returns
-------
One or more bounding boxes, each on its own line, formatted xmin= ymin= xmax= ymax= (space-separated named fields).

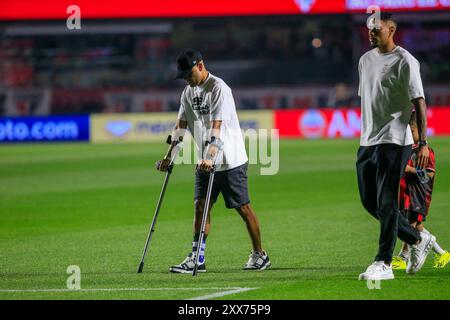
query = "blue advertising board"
xmin=0 ymin=115 xmax=90 ymax=143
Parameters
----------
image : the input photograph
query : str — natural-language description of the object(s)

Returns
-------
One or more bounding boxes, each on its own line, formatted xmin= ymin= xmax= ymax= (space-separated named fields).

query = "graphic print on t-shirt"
xmin=192 ymin=96 xmax=209 ymax=115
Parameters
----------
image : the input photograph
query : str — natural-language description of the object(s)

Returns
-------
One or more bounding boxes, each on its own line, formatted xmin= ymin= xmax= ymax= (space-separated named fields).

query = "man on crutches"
xmin=156 ymin=49 xmax=271 ymax=274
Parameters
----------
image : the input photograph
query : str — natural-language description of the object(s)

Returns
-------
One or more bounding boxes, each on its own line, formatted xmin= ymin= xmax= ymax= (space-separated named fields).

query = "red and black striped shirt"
xmin=399 ymin=145 xmax=435 ymax=216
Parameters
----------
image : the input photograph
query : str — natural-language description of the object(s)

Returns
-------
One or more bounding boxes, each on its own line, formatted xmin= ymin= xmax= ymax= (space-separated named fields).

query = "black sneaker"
xmin=169 ymin=253 xmax=206 ymax=274
xmin=243 ymin=251 xmax=271 ymax=270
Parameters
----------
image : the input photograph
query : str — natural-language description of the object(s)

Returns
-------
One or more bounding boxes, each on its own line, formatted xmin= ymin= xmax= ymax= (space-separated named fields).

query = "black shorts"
xmin=194 ymin=162 xmax=250 ymax=209
xmin=401 ymin=210 xmax=427 ymax=223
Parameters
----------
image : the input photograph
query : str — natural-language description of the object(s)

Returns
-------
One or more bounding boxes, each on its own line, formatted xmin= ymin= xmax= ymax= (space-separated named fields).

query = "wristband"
xmin=205 ymin=136 xmax=215 ymax=146
xmin=167 ymin=134 xmax=184 ymax=145
xmin=205 ymin=136 xmax=223 ymax=148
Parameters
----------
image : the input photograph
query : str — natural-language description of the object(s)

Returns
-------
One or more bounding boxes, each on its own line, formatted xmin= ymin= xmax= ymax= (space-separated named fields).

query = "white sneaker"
xmin=358 ymin=261 xmax=394 ymax=281
xmin=169 ymin=253 xmax=206 ymax=274
xmin=243 ymin=251 xmax=271 ymax=270
xmin=407 ymin=232 xmax=436 ymax=274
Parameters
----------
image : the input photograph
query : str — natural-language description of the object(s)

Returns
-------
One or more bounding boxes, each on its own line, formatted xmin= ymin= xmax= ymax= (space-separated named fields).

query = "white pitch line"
xmin=188 ymin=287 xmax=256 ymax=300
xmin=0 ymin=287 xmax=247 ymax=293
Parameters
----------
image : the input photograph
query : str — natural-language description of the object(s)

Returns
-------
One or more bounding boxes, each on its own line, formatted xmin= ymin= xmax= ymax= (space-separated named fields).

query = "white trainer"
xmin=407 ymin=232 xmax=436 ymax=274
xmin=169 ymin=253 xmax=206 ymax=274
xmin=358 ymin=261 xmax=394 ymax=281
xmin=243 ymin=251 xmax=271 ymax=270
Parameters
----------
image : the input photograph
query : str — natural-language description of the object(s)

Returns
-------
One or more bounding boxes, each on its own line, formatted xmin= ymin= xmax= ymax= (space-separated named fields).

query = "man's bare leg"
xmin=236 ymin=203 xmax=263 ymax=253
xmin=194 ymin=198 xmax=213 ymax=235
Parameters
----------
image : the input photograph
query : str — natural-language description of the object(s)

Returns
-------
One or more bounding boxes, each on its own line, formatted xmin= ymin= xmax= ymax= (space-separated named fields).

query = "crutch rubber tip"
xmin=137 ymin=262 xmax=144 ymax=273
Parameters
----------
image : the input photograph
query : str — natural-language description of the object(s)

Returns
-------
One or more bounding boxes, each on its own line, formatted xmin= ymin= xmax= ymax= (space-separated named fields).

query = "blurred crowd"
xmin=0 ymin=14 xmax=448 ymax=114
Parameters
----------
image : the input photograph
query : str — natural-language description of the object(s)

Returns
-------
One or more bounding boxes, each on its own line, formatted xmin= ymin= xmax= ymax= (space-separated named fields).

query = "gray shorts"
xmin=194 ymin=162 xmax=250 ymax=209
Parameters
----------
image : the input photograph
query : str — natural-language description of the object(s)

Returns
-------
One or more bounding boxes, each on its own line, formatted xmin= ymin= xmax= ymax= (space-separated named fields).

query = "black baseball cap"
xmin=175 ymin=49 xmax=203 ymax=79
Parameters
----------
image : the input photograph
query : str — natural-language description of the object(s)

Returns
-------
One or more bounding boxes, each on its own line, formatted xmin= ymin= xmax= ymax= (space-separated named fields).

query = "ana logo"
xmin=106 ymin=121 xmax=131 ymax=137
xmin=299 ymin=110 xmax=326 ymax=138
xmin=295 ymin=0 xmax=316 ymax=13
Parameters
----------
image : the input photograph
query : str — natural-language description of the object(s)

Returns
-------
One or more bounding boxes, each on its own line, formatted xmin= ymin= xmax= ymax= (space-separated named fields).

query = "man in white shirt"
xmin=156 ymin=49 xmax=271 ymax=273
xmin=357 ymin=13 xmax=435 ymax=281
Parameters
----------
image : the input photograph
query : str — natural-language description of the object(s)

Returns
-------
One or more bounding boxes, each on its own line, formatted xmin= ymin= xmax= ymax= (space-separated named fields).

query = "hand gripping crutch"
xmin=137 ymin=136 xmax=183 ymax=273
xmin=192 ymin=138 xmax=224 ymax=276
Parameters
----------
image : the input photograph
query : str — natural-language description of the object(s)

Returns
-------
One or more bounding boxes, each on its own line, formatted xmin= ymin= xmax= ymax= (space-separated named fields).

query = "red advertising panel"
xmin=1 ymin=0 xmax=449 ymax=20
xmin=275 ymin=107 xmax=450 ymax=139
xmin=427 ymin=107 xmax=450 ymax=137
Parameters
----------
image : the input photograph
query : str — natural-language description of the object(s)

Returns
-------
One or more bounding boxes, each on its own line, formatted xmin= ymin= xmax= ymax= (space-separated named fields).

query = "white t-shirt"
xmin=177 ymin=73 xmax=248 ymax=171
xmin=358 ymin=46 xmax=425 ymax=146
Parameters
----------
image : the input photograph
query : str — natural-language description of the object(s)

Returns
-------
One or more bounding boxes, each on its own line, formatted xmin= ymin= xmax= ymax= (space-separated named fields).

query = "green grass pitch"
xmin=0 ymin=138 xmax=449 ymax=300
